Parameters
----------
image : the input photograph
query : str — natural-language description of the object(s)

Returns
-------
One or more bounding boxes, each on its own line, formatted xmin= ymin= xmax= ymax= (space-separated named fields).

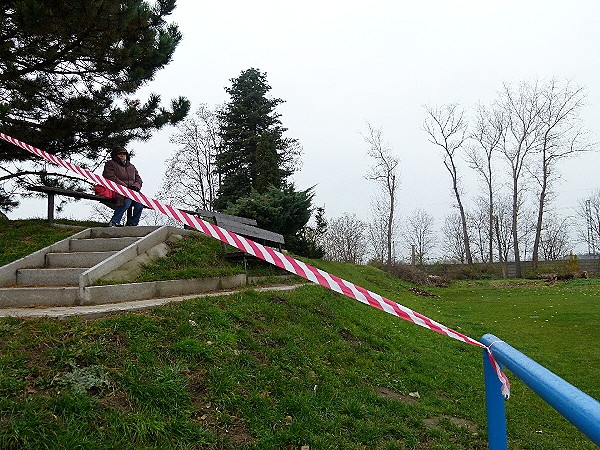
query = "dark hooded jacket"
xmin=102 ymin=149 xmax=143 ymax=207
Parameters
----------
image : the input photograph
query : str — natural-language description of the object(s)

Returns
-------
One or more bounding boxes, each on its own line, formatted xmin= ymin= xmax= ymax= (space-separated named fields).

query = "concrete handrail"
xmin=78 ymin=226 xmax=172 ymax=292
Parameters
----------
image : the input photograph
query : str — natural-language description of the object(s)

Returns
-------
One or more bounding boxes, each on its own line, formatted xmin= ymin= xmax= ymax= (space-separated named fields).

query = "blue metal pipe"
xmin=481 ymin=333 xmax=600 ymax=446
xmin=482 ymin=348 xmax=508 ymax=450
xmin=483 ymin=349 xmax=508 ymax=450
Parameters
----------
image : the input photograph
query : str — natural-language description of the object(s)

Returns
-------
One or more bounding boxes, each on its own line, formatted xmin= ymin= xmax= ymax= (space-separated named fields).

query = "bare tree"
xmin=578 ymin=192 xmax=600 ymax=255
xmin=424 ymin=104 xmax=473 ymax=264
xmin=540 ymin=214 xmax=572 ymax=261
xmin=363 ymin=123 xmax=399 ymax=265
xmin=323 ymin=213 xmax=368 ymax=264
xmin=468 ymin=197 xmax=492 ymax=263
xmin=406 ymin=208 xmax=436 ymax=265
xmin=467 ymin=104 xmax=504 ymax=262
xmin=496 ymin=81 xmax=543 ymax=277
xmin=159 ymin=104 xmax=221 ymax=210
xmin=442 ymin=212 xmax=467 ymax=263
xmin=367 ymin=215 xmax=387 ymax=264
xmin=492 ymin=197 xmax=514 ymax=276
xmin=530 ymin=80 xmax=592 ymax=266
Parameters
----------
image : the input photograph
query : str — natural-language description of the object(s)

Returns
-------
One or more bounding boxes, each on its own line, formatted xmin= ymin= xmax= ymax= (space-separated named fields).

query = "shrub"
xmin=557 ymin=253 xmax=582 ymax=279
xmin=525 ymin=254 xmax=584 ymax=280
xmin=375 ymin=262 xmax=450 ymax=286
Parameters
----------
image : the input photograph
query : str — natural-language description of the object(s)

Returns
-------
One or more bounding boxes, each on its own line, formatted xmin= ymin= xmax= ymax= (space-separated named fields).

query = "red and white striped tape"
xmin=0 ymin=132 xmax=510 ymax=397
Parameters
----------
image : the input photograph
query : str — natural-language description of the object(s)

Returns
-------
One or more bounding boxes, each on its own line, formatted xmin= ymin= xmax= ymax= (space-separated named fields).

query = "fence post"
xmin=482 ymin=347 xmax=508 ymax=450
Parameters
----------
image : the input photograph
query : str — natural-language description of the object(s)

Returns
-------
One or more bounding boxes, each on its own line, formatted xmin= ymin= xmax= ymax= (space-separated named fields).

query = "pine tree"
xmin=214 ymin=68 xmax=299 ymax=211
xmin=0 ymin=0 xmax=190 ymax=209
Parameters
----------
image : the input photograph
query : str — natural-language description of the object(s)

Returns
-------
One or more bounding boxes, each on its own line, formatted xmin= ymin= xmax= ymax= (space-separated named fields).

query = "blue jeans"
xmin=110 ymin=198 xmax=144 ymax=226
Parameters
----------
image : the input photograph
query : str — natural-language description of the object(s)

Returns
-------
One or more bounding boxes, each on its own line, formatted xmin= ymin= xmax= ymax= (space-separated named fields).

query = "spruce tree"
xmin=0 ymin=0 xmax=190 ymax=208
xmin=214 ymin=68 xmax=298 ymax=211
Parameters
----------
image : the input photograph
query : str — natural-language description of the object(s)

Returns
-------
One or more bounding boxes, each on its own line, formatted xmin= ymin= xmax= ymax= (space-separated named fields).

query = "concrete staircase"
xmin=0 ymin=226 xmax=173 ymax=307
xmin=0 ymin=225 xmax=301 ymax=315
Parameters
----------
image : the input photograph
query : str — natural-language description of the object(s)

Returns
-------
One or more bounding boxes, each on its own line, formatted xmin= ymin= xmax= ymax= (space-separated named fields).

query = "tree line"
xmin=321 ymin=79 xmax=598 ymax=272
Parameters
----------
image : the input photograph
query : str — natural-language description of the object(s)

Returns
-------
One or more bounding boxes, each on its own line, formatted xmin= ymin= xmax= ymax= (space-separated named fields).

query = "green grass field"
xmin=0 ymin=223 xmax=598 ymax=448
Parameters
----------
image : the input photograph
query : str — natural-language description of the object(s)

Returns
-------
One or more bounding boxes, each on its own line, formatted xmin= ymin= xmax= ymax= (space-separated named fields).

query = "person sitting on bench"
xmin=103 ymin=146 xmax=144 ymax=226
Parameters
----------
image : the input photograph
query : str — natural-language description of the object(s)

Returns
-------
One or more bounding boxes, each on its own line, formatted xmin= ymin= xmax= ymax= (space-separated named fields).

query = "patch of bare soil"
xmin=188 ymin=371 xmax=255 ymax=446
xmin=219 ymin=419 xmax=255 ymax=446
xmin=107 ymin=331 xmax=129 ymax=352
xmin=271 ymin=295 xmax=289 ymax=305
xmin=375 ymin=386 xmax=418 ymax=405
xmin=251 ymin=349 xmax=269 ymax=365
xmin=98 ymin=391 xmax=132 ymax=413
xmin=407 ymin=287 xmax=439 ymax=298
xmin=339 ymin=330 xmax=366 ymax=347
xmin=423 ymin=415 xmax=478 ymax=433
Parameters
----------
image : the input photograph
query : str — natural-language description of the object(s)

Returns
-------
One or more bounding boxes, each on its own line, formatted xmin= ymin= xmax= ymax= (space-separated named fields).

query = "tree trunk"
xmin=494 ymin=215 xmax=507 ymax=278
xmin=386 ymin=174 xmax=395 ymax=265
xmin=487 ymin=159 xmax=494 ymax=263
xmin=511 ymin=177 xmax=522 ymax=277
xmin=386 ymin=206 xmax=393 ymax=265
xmin=532 ymin=187 xmax=546 ymax=267
xmin=532 ymin=157 xmax=549 ymax=267
xmin=453 ymin=181 xmax=473 ymax=265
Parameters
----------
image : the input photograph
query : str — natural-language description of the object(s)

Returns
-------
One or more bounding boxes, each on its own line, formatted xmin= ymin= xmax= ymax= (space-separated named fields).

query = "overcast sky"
xmin=12 ymin=0 xmax=600 ymax=255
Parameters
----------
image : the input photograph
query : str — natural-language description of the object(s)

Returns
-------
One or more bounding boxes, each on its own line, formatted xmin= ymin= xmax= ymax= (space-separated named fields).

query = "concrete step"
xmin=69 ymin=237 xmax=140 ymax=252
xmin=46 ymin=251 xmax=117 ymax=268
xmin=17 ymin=267 xmax=86 ymax=286
xmin=89 ymin=226 xmax=160 ymax=239
xmin=0 ymin=286 xmax=79 ymax=307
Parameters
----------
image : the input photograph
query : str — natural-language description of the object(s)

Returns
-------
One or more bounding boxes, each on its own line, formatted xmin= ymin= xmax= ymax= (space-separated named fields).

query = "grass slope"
xmin=0 ymin=222 xmax=598 ymax=448
xmin=135 ymin=233 xmax=290 ymax=282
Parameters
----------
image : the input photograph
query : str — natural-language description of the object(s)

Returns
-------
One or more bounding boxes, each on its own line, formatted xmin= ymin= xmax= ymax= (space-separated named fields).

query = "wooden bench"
xmin=181 ymin=208 xmax=285 ymax=250
xmin=28 ymin=185 xmax=132 ymax=223
xmin=28 ymin=186 xmax=286 ymax=248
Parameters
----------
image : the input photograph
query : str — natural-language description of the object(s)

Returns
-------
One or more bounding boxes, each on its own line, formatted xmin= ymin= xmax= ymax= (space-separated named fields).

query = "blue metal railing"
xmin=481 ymin=333 xmax=600 ymax=449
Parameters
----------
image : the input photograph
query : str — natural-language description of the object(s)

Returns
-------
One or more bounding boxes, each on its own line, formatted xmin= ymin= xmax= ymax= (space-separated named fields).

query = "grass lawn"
xmin=0 ymin=223 xmax=598 ymax=448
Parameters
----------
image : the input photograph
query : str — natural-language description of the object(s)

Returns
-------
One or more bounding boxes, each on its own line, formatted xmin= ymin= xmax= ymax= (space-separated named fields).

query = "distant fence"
xmin=422 ymin=258 xmax=600 ymax=278
xmin=498 ymin=258 xmax=599 ymax=278
xmin=480 ymin=334 xmax=600 ymax=449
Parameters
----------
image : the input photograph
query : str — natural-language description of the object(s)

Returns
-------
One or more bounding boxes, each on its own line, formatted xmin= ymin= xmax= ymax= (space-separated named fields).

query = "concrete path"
xmin=0 ymin=283 xmax=305 ymax=320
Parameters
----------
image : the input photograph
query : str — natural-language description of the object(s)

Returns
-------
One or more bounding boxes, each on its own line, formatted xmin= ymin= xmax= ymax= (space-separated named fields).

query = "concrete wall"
xmin=83 ymin=274 xmax=247 ymax=305
xmin=427 ymin=258 xmax=600 ymax=278
xmin=500 ymin=258 xmax=600 ymax=278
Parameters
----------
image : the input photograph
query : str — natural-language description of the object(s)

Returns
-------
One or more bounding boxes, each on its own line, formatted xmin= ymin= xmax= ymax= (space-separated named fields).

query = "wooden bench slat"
xmin=28 ymin=185 xmax=115 ymax=203
xmin=180 ymin=208 xmax=258 ymax=226
xmin=215 ymin=216 xmax=285 ymax=245
xmin=28 ymin=185 xmax=120 ymax=223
